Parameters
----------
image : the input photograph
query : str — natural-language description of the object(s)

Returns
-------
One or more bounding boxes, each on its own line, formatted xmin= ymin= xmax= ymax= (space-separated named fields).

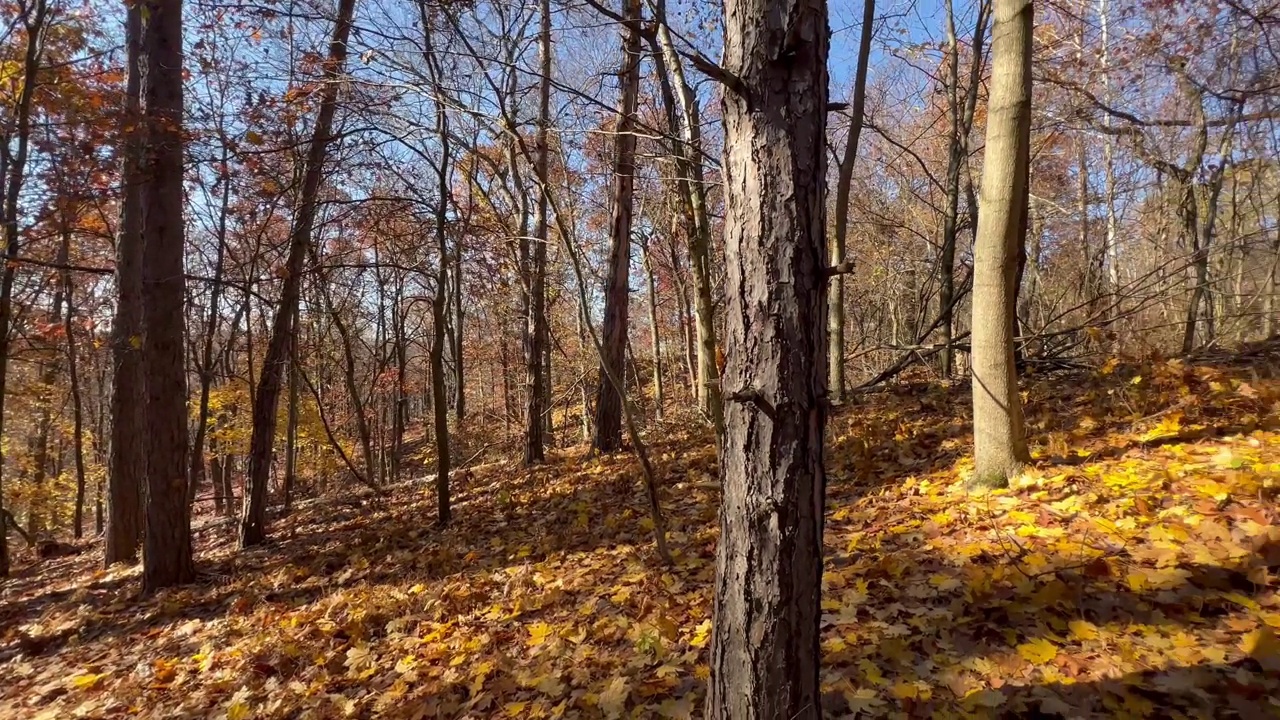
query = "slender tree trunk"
xmin=61 ymin=230 xmax=89 ymax=539
xmin=829 ymin=0 xmax=874 ymax=398
xmin=1181 ymin=104 xmax=1240 ymax=352
xmin=422 ymin=9 xmax=452 ymax=525
xmin=594 ymin=0 xmax=643 ymax=453
xmin=389 ymin=276 xmax=406 ymax=484
xmin=969 ymin=0 xmax=1033 ymax=488
xmin=649 ymin=2 xmax=723 ymax=430
xmin=452 ymin=230 xmax=465 ymax=423
xmin=320 ymin=282 xmax=376 ymax=485
xmin=1267 ymin=190 xmax=1280 ymax=338
xmin=188 ymin=146 xmax=232 ymax=508
xmin=706 ymin=0 xmax=829 ymax=715
xmin=140 ymin=0 xmax=196 ymax=592
xmin=668 ymin=229 xmax=697 ymax=396
xmin=641 ymin=238 xmax=664 ymax=419
xmin=0 ymin=0 xmax=48 ymax=577
xmin=577 ymin=301 xmax=592 ymax=440
xmin=93 ymin=352 xmax=107 ymax=535
xmin=524 ymin=0 xmax=551 ymax=465
xmin=29 ymin=242 xmax=68 ymax=539
xmin=283 ymin=303 xmax=299 ymax=513
xmin=939 ymin=0 xmax=988 ymax=377
xmin=1100 ymin=0 xmax=1118 ymax=325
xmin=240 ymin=0 xmax=356 ymax=547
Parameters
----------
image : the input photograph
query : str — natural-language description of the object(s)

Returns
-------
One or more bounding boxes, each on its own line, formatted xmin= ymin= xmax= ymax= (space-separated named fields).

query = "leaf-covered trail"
xmin=2 ymin=356 xmax=1279 ymax=719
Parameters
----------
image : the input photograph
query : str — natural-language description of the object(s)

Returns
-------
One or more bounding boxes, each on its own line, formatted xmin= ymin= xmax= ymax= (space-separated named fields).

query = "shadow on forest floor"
xmin=0 ymin=352 xmax=1277 ymax=717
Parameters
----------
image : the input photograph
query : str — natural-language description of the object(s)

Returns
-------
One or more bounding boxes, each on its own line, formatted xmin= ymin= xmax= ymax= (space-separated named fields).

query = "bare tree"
xmin=829 ymin=0 xmax=876 ymax=400
xmin=969 ymin=0 xmax=1033 ymax=488
xmin=594 ymin=0 xmax=643 ymax=453
xmin=240 ymin=0 xmax=358 ymax=547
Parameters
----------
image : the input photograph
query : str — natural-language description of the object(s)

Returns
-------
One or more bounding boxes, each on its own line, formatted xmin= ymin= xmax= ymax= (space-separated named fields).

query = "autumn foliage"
xmin=2 ymin=353 xmax=1278 ymax=718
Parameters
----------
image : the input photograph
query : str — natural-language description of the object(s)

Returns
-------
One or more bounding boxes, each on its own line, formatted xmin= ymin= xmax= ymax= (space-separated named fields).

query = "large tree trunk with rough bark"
xmin=969 ymin=0 xmax=1032 ymax=488
xmin=240 ymin=0 xmax=356 ymax=547
xmin=140 ymin=0 xmax=196 ymax=592
xmin=105 ymin=2 xmax=145 ymax=567
xmin=593 ymin=0 xmax=643 ymax=453
xmin=706 ymin=0 xmax=830 ymax=716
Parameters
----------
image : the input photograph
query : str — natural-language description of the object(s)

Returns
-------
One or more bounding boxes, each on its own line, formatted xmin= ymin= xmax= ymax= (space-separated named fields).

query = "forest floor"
xmin=2 ymin=353 xmax=1280 ymax=719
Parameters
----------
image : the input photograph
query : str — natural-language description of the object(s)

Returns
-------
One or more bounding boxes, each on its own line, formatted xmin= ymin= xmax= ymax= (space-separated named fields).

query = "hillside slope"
xmin=2 ymin=355 xmax=1279 ymax=719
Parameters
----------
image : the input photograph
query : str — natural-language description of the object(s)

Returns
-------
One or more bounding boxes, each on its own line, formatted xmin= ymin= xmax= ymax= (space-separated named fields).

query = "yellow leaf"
xmin=1222 ymin=592 xmax=1259 ymax=612
xmin=227 ymin=687 xmax=253 ymax=720
xmin=1068 ymin=620 xmax=1099 ymax=642
xmin=597 ymin=675 xmax=630 ymax=718
xmin=69 ymin=673 xmax=106 ymax=690
xmin=344 ymin=644 xmax=377 ymax=679
xmin=1243 ymin=627 xmax=1280 ymax=671
xmin=890 ymin=680 xmax=917 ymax=700
xmin=1016 ymin=638 xmax=1058 ymax=665
xmin=535 ymin=675 xmax=566 ymax=697
xmin=527 ymin=621 xmax=554 ymax=646
xmin=690 ymin=619 xmax=712 ymax=648
xmin=503 ymin=701 xmax=529 ymax=717
xmin=859 ymin=658 xmax=886 ymax=685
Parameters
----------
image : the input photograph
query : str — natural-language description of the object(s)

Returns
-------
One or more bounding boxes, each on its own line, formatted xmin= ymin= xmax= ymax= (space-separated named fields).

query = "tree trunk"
xmin=283 ymin=303 xmax=299 ymax=513
xmin=188 ymin=144 xmax=232 ymax=508
xmin=706 ymin=0 xmax=829 ymax=716
xmin=593 ymin=0 xmax=643 ymax=453
xmin=577 ymin=301 xmax=592 ymax=441
xmin=939 ymin=0 xmax=988 ymax=378
xmin=105 ymin=8 xmax=145 ymax=560
xmin=1098 ymin=0 xmax=1119 ymax=325
xmin=649 ymin=3 xmax=723 ymax=431
xmin=452 ymin=230 xmax=465 ymax=423
xmin=140 ymin=0 xmax=196 ymax=592
xmin=61 ymin=230 xmax=89 ymax=540
xmin=29 ymin=239 xmax=68 ymax=539
xmin=422 ymin=9 xmax=452 ymax=525
xmin=319 ymin=281 xmax=376 ymax=485
xmin=240 ymin=0 xmax=357 ymax=548
xmin=969 ymin=0 xmax=1032 ymax=489
xmin=829 ymin=0 xmax=874 ymax=399
xmin=0 ymin=0 xmax=48 ymax=577
xmin=524 ymin=0 xmax=551 ymax=465
xmin=641 ymin=237 xmax=664 ymax=419
xmin=1267 ymin=190 xmax=1280 ymax=338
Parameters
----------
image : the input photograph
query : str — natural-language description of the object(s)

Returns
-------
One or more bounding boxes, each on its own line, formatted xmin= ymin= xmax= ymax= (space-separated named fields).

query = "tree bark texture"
xmin=707 ymin=0 xmax=830 ymax=716
xmin=593 ymin=0 xmax=643 ymax=453
xmin=139 ymin=0 xmax=196 ymax=592
xmin=969 ymin=0 xmax=1032 ymax=488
